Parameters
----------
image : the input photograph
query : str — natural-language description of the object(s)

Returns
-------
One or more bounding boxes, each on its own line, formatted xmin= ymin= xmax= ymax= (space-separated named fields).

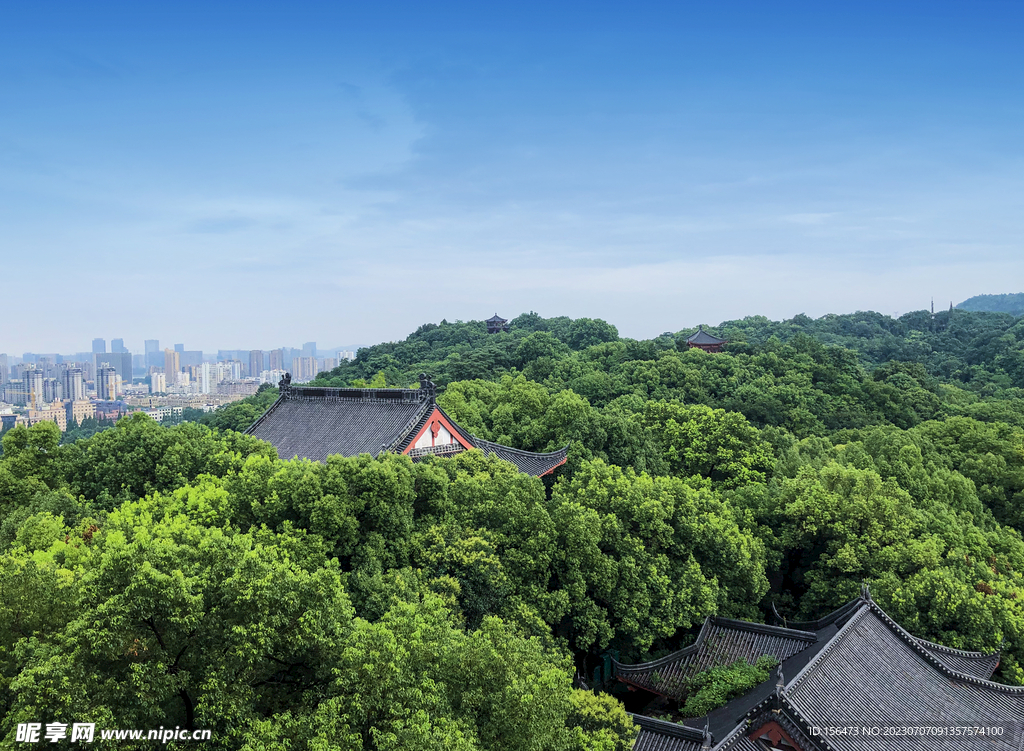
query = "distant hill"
xmin=956 ymin=293 xmax=1024 ymax=316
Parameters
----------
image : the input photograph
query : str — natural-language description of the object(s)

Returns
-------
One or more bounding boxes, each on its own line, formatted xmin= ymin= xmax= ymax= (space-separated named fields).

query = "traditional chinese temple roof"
xmin=246 ymin=379 xmax=568 ymax=477
xmin=623 ymin=588 xmax=1015 ymax=750
xmin=485 ymin=314 xmax=508 ymax=323
xmin=615 ymin=618 xmax=817 ymax=697
xmin=685 ymin=327 xmax=727 ymax=346
xmin=631 ymin=715 xmax=707 ymax=751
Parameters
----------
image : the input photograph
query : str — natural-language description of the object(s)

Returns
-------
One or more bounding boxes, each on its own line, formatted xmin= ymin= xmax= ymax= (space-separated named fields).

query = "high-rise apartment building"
xmin=42 ymin=377 xmax=63 ymax=403
xmin=302 ymin=342 xmax=317 ymax=358
xmin=0 ymin=353 xmax=8 ymax=385
xmin=61 ymin=368 xmax=85 ymax=402
xmin=77 ymin=360 xmax=95 ymax=384
xmin=93 ymin=352 xmax=131 ymax=389
xmin=291 ymin=357 xmax=317 ymax=382
xmin=164 ymin=349 xmax=181 ymax=383
xmin=92 ymin=338 xmax=106 ymax=354
xmin=337 ymin=350 xmax=356 ymax=362
xmin=111 ymin=338 xmax=127 ymax=353
xmin=24 ymin=369 xmax=44 ymax=409
xmin=144 ymin=340 xmax=161 ymax=368
xmin=150 ymin=372 xmax=166 ymax=394
xmin=174 ymin=344 xmax=184 ymax=354
xmin=97 ymin=367 xmax=118 ymax=401
xmin=248 ymin=351 xmax=264 ymax=379
xmin=3 ymin=380 xmax=26 ymax=406
xmin=269 ymin=348 xmax=285 ymax=371
xmin=320 ymin=357 xmax=339 ymax=372
xmin=97 ymin=351 xmax=133 ymax=386
xmin=200 ymin=362 xmax=212 ymax=394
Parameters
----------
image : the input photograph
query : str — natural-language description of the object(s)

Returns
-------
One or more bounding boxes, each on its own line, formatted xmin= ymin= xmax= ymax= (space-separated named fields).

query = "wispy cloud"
xmin=781 ymin=212 xmax=837 ymax=225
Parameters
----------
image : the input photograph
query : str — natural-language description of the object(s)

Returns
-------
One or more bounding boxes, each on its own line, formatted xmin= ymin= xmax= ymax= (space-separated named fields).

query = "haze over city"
xmin=3 ymin=1 xmax=1023 ymax=353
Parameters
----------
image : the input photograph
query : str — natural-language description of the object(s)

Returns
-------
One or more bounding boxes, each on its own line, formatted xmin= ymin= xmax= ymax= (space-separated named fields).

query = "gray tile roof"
xmin=247 ymin=387 xmax=429 ymax=461
xmin=470 ymin=437 xmax=569 ymax=477
xmin=246 ymin=385 xmax=568 ymax=476
xmin=614 ymin=617 xmax=817 ymax=699
xmin=631 ymin=715 xmax=707 ymax=751
xmin=914 ymin=637 xmax=1001 ymax=680
xmin=782 ymin=602 xmax=1024 ymax=750
xmin=625 ymin=595 xmax=1023 ymax=751
xmin=686 ymin=327 xmax=727 ymax=345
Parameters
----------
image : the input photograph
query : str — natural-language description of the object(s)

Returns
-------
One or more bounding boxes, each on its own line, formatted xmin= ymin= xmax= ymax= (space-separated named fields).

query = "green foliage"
xmin=549 ymin=459 xmax=768 ymax=653
xmin=60 ymin=416 xmax=116 ymax=445
xmin=5 ymin=307 xmax=1024 ymax=735
xmin=46 ymin=413 xmax=278 ymax=508
xmin=679 ymin=655 xmax=779 ymax=717
xmin=0 ymin=471 xmax=637 ymax=750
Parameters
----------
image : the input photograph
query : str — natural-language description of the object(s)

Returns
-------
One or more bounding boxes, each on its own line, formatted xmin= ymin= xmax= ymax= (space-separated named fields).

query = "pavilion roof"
xmin=686 ymin=327 xmax=727 ymax=345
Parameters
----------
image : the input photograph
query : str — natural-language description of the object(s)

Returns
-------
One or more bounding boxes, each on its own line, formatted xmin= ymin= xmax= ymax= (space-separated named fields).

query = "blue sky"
xmin=2 ymin=1 xmax=1022 ymax=353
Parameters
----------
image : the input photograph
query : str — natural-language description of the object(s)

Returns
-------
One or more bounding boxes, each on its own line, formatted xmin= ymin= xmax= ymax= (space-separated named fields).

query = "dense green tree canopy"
xmin=5 ymin=305 xmax=1024 ymax=738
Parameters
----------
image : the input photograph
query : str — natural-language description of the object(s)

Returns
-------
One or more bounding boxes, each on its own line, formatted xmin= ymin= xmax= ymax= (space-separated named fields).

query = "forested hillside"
xmin=958 ymin=293 xmax=1024 ymax=317
xmin=3 ymin=308 xmax=1024 ymax=748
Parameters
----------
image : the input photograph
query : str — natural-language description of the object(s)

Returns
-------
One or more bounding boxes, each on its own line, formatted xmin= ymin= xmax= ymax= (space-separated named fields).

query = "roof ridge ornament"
xmin=700 ymin=719 xmax=712 ymax=750
xmin=278 ymin=372 xmax=292 ymax=391
xmin=418 ymin=373 xmax=437 ymax=403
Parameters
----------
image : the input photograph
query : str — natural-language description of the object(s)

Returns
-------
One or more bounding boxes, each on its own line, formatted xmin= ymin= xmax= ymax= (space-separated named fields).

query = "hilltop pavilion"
xmin=486 ymin=314 xmax=511 ymax=334
xmin=686 ymin=327 xmax=727 ymax=353
xmin=246 ymin=374 xmax=568 ymax=476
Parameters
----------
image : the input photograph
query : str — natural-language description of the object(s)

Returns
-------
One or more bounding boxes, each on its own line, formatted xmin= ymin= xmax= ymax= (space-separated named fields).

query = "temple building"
xmin=619 ymin=587 xmax=1021 ymax=750
xmin=686 ymin=327 xmax=727 ymax=353
xmin=245 ymin=374 xmax=568 ymax=476
xmin=486 ymin=314 xmax=511 ymax=334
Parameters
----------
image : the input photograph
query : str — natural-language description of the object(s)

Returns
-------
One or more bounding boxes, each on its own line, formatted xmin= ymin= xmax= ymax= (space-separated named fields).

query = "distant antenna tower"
xmin=931 ymin=298 xmax=935 ymax=316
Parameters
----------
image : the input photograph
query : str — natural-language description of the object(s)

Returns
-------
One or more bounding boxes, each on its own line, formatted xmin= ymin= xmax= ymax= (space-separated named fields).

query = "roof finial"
xmin=418 ymin=373 xmax=437 ymax=403
xmin=861 ymin=582 xmax=872 ymax=602
xmin=700 ymin=719 xmax=712 ymax=750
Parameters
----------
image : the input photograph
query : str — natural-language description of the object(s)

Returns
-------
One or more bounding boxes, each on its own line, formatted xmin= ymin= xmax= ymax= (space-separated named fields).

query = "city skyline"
xmin=3 ymin=338 xmax=365 ymax=362
xmin=2 ymin=1 xmax=1023 ymax=352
